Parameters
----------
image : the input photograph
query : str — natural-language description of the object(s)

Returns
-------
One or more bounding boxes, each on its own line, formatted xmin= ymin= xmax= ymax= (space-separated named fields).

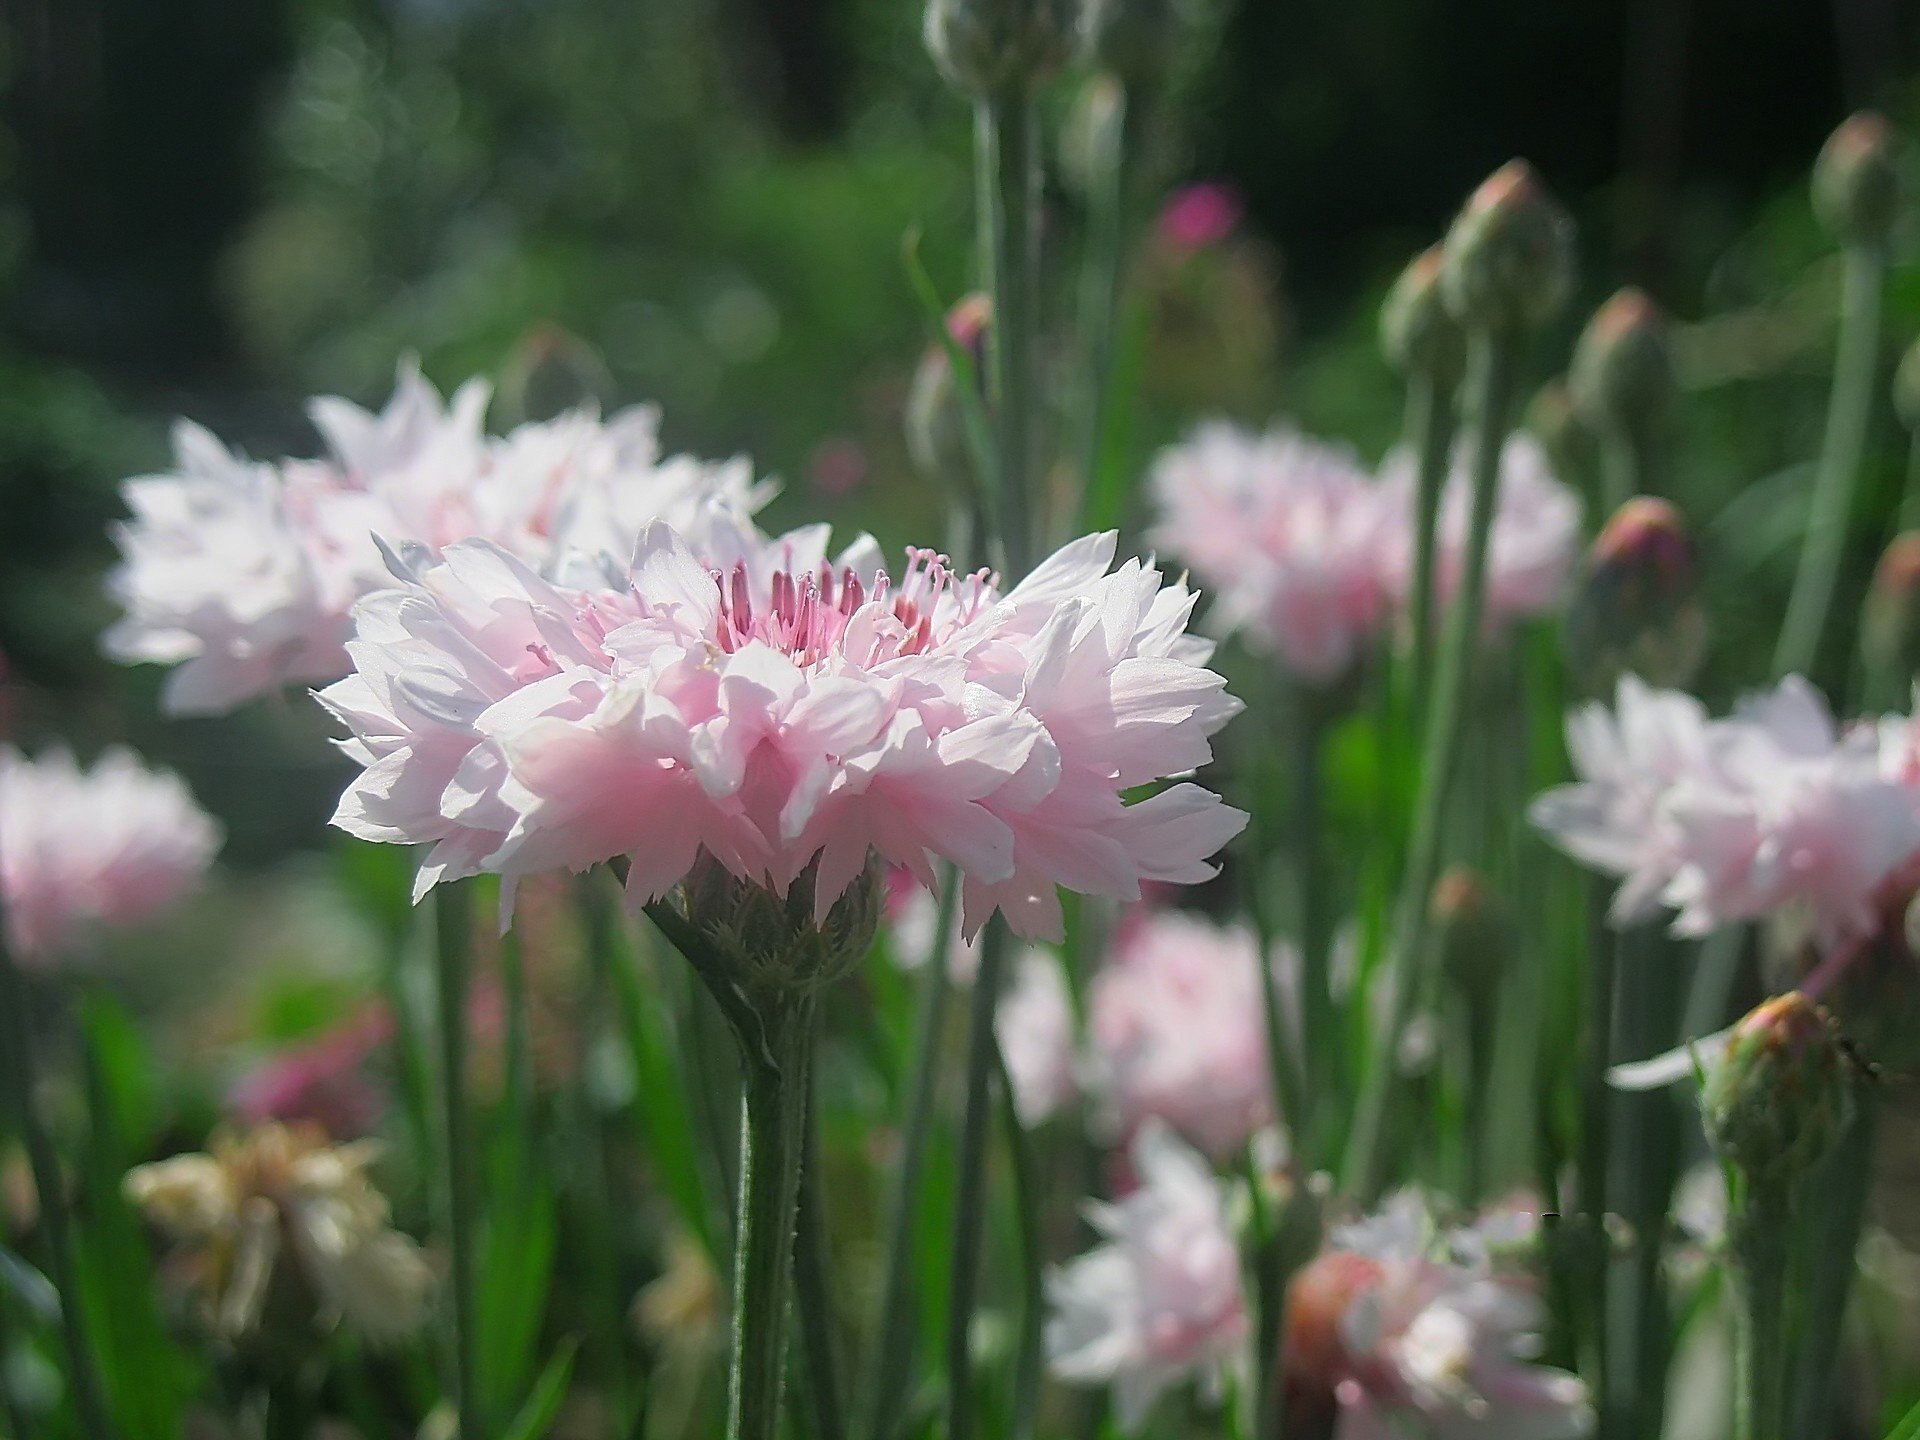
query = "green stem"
xmin=1239 ymin=1147 xmax=1283 ymax=1440
xmin=793 ymin=1081 xmax=845 ymax=1440
xmin=1731 ymin=1185 xmax=1794 ymax=1440
xmin=1075 ymin=79 xmax=1128 ymax=515
xmin=433 ymin=885 xmax=483 ymax=1440
xmin=1573 ymin=896 xmax=1616 ymax=1418
xmin=990 ymin=1031 xmax=1044 ymax=1440
xmin=1291 ymin=687 xmax=1333 ymax=1157
xmin=1774 ymin=243 xmax=1888 ymax=679
xmin=1405 ymin=373 xmax=1459 ymax=721
xmin=1788 ymin=1091 xmax=1879 ymax=1434
xmin=726 ymin=995 xmax=816 ymax=1440
xmin=863 ymin=870 xmax=959 ymax=1440
xmin=1343 ymin=328 xmax=1521 ymax=1201
xmin=976 ymin=87 xmax=1040 ymax=576
xmin=945 ymin=920 xmax=1011 ymax=1440
xmin=1900 ymin=429 xmax=1920 ymax=535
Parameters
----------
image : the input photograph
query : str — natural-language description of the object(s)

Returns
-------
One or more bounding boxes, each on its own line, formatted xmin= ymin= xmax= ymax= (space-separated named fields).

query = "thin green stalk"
xmin=945 ymin=920 xmax=1012 ymax=1440
xmin=990 ymin=1033 xmax=1044 ymax=1440
xmin=1731 ymin=1185 xmax=1793 ymax=1440
xmin=1774 ymin=243 xmax=1889 ymax=679
xmin=863 ymin=870 xmax=959 ymax=1440
xmin=433 ymin=885 xmax=482 ymax=1440
xmin=0 ymin=1274 xmax=36 ymax=1440
xmin=0 ymin=944 xmax=117 ymax=1440
xmin=976 ymin=87 xmax=1041 ymax=575
xmin=1239 ymin=1147 xmax=1283 ymax=1440
xmin=1405 ymin=373 xmax=1459 ymax=720
xmin=1573 ymin=897 xmax=1616 ymax=1422
xmin=1900 ymin=428 xmax=1920 ymax=534
xmin=1343 ymin=329 xmax=1521 ymax=1201
xmin=727 ymin=996 xmax=816 ymax=1440
xmin=794 ymin=1079 xmax=845 ymax=1440
xmin=1075 ymin=79 xmax=1128 ymax=514
xmin=1598 ymin=431 xmax=1639 ymax=514
xmin=1788 ymin=1091 xmax=1879 ymax=1434
xmin=1290 ymin=687 xmax=1334 ymax=1156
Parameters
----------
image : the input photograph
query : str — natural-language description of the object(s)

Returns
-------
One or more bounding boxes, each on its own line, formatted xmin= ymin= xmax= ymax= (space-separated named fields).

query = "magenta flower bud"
xmin=1440 ymin=160 xmax=1576 ymax=335
xmin=1380 ymin=246 xmax=1465 ymax=385
xmin=1570 ymin=288 xmax=1675 ymax=443
xmin=924 ymin=0 xmax=1073 ymax=95
xmin=1701 ymin=992 xmax=1853 ymax=1192
xmin=1863 ymin=531 xmax=1920 ymax=692
xmin=1812 ymin=112 xmax=1904 ymax=249
xmin=1563 ymin=497 xmax=1707 ymax=693
xmin=906 ymin=293 xmax=992 ymax=481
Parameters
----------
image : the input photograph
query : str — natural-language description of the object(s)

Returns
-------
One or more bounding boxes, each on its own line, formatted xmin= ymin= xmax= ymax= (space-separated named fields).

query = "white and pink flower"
xmin=0 ymin=745 xmax=221 ymax=963
xmin=321 ymin=516 xmax=1245 ymax=940
xmin=106 ymin=365 xmax=764 ymax=714
xmin=1045 ymin=1122 xmax=1247 ymax=1430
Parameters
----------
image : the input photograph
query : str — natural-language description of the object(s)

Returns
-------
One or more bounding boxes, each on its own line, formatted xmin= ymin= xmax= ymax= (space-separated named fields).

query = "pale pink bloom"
xmin=1379 ymin=435 xmax=1582 ymax=633
xmin=1086 ymin=908 xmax=1292 ymax=1159
xmin=0 ymin=746 xmax=221 ymax=964
xmin=1046 ymin=1121 xmax=1247 ymax=1429
xmin=1156 ymin=183 xmax=1243 ymax=252
xmin=107 ymin=365 xmax=764 ymax=715
xmin=885 ymin=870 xmax=981 ymax=983
xmin=1529 ymin=674 xmax=1719 ymax=925
xmin=1286 ymin=1192 xmax=1592 ymax=1440
xmin=998 ymin=948 xmax=1078 ymax=1125
xmin=1149 ymin=423 xmax=1393 ymax=683
xmin=322 ymin=519 xmax=1246 ymax=937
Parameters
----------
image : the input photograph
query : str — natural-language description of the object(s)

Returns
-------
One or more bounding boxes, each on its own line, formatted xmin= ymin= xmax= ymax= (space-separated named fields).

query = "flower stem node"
xmin=1812 ymin=112 xmax=1905 ymax=251
xmin=681 ymin=853 xmax=885 ymax=1000
xmin=1701 ymin=993 xmax=1854 ymax=1194
xmin=1564 ymin=496 xmax=1707 ymax=693
xmin=1439 ymin=160 xmax=1575 ymax=336
xmin=1381 ymin=246 xmax=1466 ymax=388
xmin=924 ymin=0 xmax=1074 ymax=96
xmin=1570 ymin=287 xmax=1675 ymax=444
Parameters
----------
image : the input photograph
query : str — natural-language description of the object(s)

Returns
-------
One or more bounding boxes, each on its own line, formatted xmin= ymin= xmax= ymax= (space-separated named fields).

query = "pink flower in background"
xmin=1379 ymin=435 xmax=1582 ymax=634
xmin=323 ymin=516 xmax=1245 ymax=940
xmin=1157 ymin=183 xmax=1243 ymax=252
xmin=1285 ymin=1192 xmax=1592 ymax=1440
xmin=1046 ymin=1122 xmax=1247 ymax=1429
xmin=106 ymin=365 xmax=766 ymax=715
xmin=0 ymin=746 xmax=221 ymax=963
xmin=998 ymin=948 xmax=1077 ymax=1126
xmin=884 ymin=869 xmax=981 ymax=982
xmin=1087 ymin=908 xmax=1288 ymax=1158
xmin=1533 ymin=676 xmax=1920 ymax=945
xmin=1149 ymin=423 xmax=1393 ymax=684
xmin=230 ymin=1008 xmax=393 ymax=1140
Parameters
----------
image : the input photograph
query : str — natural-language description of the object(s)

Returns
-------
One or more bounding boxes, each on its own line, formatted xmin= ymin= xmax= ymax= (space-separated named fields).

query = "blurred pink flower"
xmin=1149 ymin=422 xmax=1393 ymax=684
xmin=1046 ymin=1121 xmax=1247 ymax=1429
xmin=1087 ymin=907 xmax=1289 ymax=1159
xmin=0 ymin=746 xmax=220 ymax=964
xmin=322 ymin=518 xmax=1245 ymax=941
xmin=884 ymin=869 xmax=981 ymax=982
xmin=1285 ymin=1192 xmax=1592 ymax=1440
xmin=106 ymin=364 xmax=766 ymax=715
xmin=1157 ymin=183 xmax=1243 ymax=252
xmin=1379 ymin=435 xmax=1583 ymax=634
xmin=230 ymin=1008 xmax=392 ymax=1139
xmin=998 ymin=948 xmax=1077 ymax=1125
xmin=1533 ymin=676 xmax=1920 ymax=945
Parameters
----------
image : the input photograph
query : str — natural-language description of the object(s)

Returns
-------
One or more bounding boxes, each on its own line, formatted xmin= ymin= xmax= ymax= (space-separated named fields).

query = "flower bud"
xmin=1812 ymin=112 xmax=1904 ymax=250
xmin=1569 ymin=288 xmax=1674 ymax=441
xmin=1700 ymin=993 xmax=1853 ymax=1193
xmin=1078 ymin=0 xmax=1178 ymax=90
xmin=681 ymin=852 xmax=885 ymax=996
xmin=1863 ymin=532 xmax=1920 ymax=695
xmin=1380 ymin=246 xmax=1465 ymax=386
xmin=1895 ymin=334 xmax=1920 ymax=435
xmin=1431 ymin=866 xmax=1516 ymax=1005
xmin=1440 ymin=160 xmax=1575 ymax=335
xmin=906 ymin=293 xmax=991 ymax=481
xmin=1563 ymin=497 xmax=1707 ymax=693
xmin=1527 ymin=378 xmax=1603 ymax=501
xmin=925 ymin=0 xmax=1073 ymax=96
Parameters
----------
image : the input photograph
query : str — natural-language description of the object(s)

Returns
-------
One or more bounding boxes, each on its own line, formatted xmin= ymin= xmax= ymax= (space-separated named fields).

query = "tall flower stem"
xmin=863 ymin=871 xmax=959 ymax=1440
xmin=1291 ymin=685 xmax=1335 ymax=1151
xmin=0 ymin=945 xmax=117 ymax=1440
xmin=975 ymin=87 xmax=1041 ymax=576
xmin=1573 ymin=897 xmax=1617 ymax=1414
xmin=1075 ymin=79 xmax=1128 ymax=512
xmin=1789 ymin=1090 xmax=1880 ymax=1434
xmin=793 ymin=1066 xmax=845 ymax=1440
xmin=433 ymin=885 xmax=483 ymax=1440
xmin=1730 ymin=1184 xmax=1793 ymax=1440
xmin=1343 ymin=327 xmax=1520 ymax=1201
xmin=1773 ymin=243 xmax=1889 ymax=678
xmin=945 ymin=921 xmax=1011 ymax=1440
xmin=727 ymin=996 xmax=817 ymax=1440
xmin=1404 ymin=373 xmax=1459 ymax=721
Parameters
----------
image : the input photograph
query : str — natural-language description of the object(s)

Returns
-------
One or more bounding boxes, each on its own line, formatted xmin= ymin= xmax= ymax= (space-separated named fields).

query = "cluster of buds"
xmin=1440 ymin=160 xmax=1575 ymax=337
xmin=1563 ymin=496 xmax=1707 ymax=694
xmin=1812 ymin=112 xmax=1904 ymax=251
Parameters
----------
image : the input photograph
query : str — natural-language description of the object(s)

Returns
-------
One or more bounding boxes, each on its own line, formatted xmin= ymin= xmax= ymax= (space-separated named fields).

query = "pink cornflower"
xmin=1284 ymin=1192 xmax=1592 ymax=1440
xmin=1156 ymin=183 xmax=1244 ymax=252
xmin=106 ymin=364 xmax=765 ymax=714
xmin=0 ymin=746 xmax=221 ymax=964
xmin=1046 ymin=1122 xmax=1248 ymax=1429
xmin=1379 ymin=435 xmax=1582 ymax=634
xmin=321 ymin=515 xmax=1245 ymax=939
xmin=1086 ymin=907 xmax=1289 ymax=1158
xmin=1149 ymin=422 xmax=1393 ymax=684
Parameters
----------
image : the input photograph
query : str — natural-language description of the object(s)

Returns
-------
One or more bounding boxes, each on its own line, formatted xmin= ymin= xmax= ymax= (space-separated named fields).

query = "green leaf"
xmin=1885 ymin=1397 xmax=1920 ymax=1440
xmin=502 ymin=1339 xmax=579 ymax=1440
